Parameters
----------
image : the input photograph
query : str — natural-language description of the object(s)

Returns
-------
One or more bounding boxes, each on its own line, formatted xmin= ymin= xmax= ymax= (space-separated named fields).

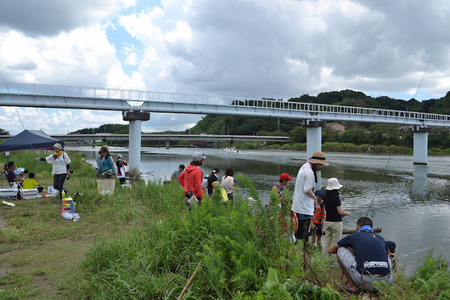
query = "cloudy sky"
xmin=0 ymin=0 xmax=449 ymax=135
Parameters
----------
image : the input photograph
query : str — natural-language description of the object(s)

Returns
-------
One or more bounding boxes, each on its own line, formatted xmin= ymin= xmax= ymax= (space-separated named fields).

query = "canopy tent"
xmin=0 ymin=130 xmax=64 ymax=153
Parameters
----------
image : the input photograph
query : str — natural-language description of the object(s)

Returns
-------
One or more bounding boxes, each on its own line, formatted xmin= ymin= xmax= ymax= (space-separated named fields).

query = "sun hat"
xmin=279 ymin=173 xmax=293 ymax=181
xmin=192 ymin=152 xmax=206 ymax=162
xmin=315 ymin=190 xmax=325 ymax=197
xmin=117 ymin=154 xmax=123 ymax=158
xmin=53 ymin=143 xmax=63 ymax=150
xmin=308 ymin=151 xmax=329 ymax=166
xmin=326 ymin=178 xmax=343 ymax=190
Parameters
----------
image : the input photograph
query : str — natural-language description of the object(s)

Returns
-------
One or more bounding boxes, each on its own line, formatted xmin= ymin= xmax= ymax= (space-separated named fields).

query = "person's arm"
xmin=337 ymin=205 xmax=351 ymax=216
xmin=178 ymin=171 xmax=186 ymax=187
xmin=194 ymin=171 xmax=204 ymax=199
xmin=310 ymin=217 xmax=316 ymax=230
xmin=328 ymin=243 xmax=340 ymax=254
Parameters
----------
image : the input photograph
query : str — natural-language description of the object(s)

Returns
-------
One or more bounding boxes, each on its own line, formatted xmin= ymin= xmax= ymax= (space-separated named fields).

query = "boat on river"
xmin=224 ymin=147 xmax=240 ymax=153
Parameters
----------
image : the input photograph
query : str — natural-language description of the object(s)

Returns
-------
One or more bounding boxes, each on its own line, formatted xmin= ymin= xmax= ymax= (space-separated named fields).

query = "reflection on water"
xmin=73 ymin=146 xmax=450 ymax=276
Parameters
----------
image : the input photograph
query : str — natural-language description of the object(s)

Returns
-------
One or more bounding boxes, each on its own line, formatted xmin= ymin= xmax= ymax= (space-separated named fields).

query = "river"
xmin=76 ymin=146 xmax=450 ymax=276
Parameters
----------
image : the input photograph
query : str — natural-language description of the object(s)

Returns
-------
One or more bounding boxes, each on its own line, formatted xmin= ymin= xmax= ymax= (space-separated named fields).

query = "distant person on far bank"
xmin=322 ymin=178 xmax=351 ymax=258
xmin=291 ymin=151 xmax=329 ymax=247
xmin=178 ymin=153 xmax=206 ymax=209
xmin=328 ymin=217 xmax=393 ymax=293
xmin=171 ymin=164 xmax=185 ymax=182
xmin=36 ymin=143 xmax=71 ymax=200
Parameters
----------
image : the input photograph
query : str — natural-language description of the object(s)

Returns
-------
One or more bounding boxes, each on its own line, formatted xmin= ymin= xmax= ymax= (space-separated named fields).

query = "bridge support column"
xmin=412 ymin=126 xmax=429 ymax=165
xmin=304 ymin=120 xmax=326 ymax=189
xmin=123 ymin=111 xmax=150 ymax=171
xmin=166 ymin=139 xmax=170 ymax=149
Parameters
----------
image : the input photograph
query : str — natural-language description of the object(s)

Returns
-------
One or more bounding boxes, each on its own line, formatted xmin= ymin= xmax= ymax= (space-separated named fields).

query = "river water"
xmin=77 ymin=146 xmax=450 ymax=276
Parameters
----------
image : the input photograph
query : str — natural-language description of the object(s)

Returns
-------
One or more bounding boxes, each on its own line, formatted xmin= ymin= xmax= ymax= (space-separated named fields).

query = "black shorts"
xmin=312 ymin=224 xmax=323 ymax=235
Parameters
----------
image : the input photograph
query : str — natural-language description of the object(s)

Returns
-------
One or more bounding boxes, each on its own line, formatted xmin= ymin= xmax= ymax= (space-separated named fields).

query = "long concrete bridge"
xmin=1 ymin=82 xmax=449 ymax=169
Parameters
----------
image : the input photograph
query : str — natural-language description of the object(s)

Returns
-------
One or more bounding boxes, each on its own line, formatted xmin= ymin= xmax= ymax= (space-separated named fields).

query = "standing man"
xmin=328 ymin=217 xmax=393 ymax=293
xmin=291 ymin=151 xmax=329 ymax=247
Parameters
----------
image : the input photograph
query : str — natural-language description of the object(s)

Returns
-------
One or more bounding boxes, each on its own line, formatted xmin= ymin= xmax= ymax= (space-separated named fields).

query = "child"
xmin=116 ymin=154 xmax=128 ymax=185
xmin=311 ymin=190 xmax=326 ymax=247
xmin=22 ymin=172 xmax=44 ymax=193
xmin=385 ymin=240 xmax=397 ymax=271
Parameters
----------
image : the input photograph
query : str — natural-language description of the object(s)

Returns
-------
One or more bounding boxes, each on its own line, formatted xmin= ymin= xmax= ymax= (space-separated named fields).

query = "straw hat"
xmin=326 ymin=178 xmax=343 ymax=190
xmin=308 ymin=151 xmax=329 ymax=166
xmin=53 ymin=143 xmax=63 ymax=150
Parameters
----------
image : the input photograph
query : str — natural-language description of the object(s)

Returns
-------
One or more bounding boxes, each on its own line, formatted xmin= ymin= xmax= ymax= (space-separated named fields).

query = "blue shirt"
xmin=337 ymin=231 xmax=390 ymax=275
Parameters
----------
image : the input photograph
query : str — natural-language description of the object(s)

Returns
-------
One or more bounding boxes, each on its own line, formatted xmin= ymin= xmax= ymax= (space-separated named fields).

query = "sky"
xmin=0 ymin=0 xmax=449 ymax=135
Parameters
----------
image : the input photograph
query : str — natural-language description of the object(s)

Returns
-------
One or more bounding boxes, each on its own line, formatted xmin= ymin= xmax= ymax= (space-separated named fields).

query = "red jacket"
xmin=178 ymin=164 xmax=204 ymax=199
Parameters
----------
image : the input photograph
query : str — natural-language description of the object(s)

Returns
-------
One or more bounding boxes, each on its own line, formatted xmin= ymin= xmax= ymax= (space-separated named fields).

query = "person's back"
xmin=22 ymin=178 xmax=39 ymax=189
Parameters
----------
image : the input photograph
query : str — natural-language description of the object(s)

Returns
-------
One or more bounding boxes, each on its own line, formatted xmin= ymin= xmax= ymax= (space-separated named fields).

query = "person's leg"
xmin=337 ymin=247 xmax=360 ymax=292
xmin=295 ymin=214 xmax=311 ymax=247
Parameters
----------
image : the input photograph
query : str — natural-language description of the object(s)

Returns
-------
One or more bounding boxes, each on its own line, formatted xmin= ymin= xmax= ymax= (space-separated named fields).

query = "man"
xmin=5 ymin=162 xmax=24 ymax=185
xmin=291 ymin=151 xmax=329 ymax=246
xmin=171 ymin=164 xmax=185 ymax=182
xmin=272 ymin=173 xmax=293 ymax=232
xmin=328 ymin=217 xmax=393 ymax=293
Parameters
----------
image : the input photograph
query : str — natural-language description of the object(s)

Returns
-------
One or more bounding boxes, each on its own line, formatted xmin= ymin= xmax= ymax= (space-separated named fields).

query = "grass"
xmin=1 ymin=150 xmax=449 ymax=299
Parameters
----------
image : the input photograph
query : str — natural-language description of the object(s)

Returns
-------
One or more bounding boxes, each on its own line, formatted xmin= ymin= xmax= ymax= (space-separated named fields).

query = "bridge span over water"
xmin=1 ymin=82 xmax=449 ymax=168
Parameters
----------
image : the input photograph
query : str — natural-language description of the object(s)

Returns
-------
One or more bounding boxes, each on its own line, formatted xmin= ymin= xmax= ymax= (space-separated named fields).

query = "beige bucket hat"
xmin=308 ymin=151 xmax=329 ymax=166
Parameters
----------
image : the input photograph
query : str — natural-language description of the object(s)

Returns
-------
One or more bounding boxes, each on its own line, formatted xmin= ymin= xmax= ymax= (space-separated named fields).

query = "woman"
xmin=96 ymin=146 xmax=116 ymax=178
xmin=322 ymin=177 xmax=351 ymax=258
xmin=221 ymin=167 xmax=235 ymax=201
xmin=207 ymin=168 xmax=220 ymax=197
xmin=178 ymin=152 xmax=206 ymax=209
xmin=291 ymin=151 xmax=329 ymax=247
xmin=36 ymin=143 xmax=71 ymax=200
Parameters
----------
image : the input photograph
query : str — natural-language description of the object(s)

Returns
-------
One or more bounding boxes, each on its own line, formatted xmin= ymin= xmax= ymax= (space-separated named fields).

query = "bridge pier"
xmin=123 ymin=111 xmax=150 ymax=171
xmin=412 ymin=125 xmax=430 ymax=165
xmin=304 ymin=120 xmax=326 ymax=189
xmin=166 ymin=139 xmax=170 ymax=149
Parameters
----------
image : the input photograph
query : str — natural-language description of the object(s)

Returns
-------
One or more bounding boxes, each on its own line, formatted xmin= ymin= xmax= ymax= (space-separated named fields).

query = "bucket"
xmin=96 ymin=178 xmax=116 ymax=195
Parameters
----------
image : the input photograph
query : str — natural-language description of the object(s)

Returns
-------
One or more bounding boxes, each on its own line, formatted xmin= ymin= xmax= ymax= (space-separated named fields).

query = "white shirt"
xmin=221 ymin=176 xmax=234 ymax=194
xmin=291 ymin=162 xmax=316 ymax=215
xmin=45 ymin=152 xmax=71 ymax=175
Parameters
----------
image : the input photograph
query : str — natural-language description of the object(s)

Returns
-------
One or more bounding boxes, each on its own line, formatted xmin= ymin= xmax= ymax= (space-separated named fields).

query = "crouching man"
xmin=328 ymin=217 xmax=393 ymax=293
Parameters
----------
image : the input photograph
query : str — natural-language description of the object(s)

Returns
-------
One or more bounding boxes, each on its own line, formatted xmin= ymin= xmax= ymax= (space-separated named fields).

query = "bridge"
xmin=1 ymin=82 xmax=449 ymax=169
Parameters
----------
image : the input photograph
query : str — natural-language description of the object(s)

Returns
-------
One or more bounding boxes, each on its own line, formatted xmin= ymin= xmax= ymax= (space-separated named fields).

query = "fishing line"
xmin=0 ymin=73 xmax=46 ymax=179
xmin=364 ymin=60 xmax=430 ymax=218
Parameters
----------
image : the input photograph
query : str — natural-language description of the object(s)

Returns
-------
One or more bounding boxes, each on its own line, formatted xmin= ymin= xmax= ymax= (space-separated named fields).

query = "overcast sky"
xmin=1 ymin=0 xmax=449 ymax=135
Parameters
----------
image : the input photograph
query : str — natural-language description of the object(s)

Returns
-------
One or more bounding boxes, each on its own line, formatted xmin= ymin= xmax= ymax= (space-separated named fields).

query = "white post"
xmin=412 ymin=126 xmax=429 ymax=165
xmin=305 ymin=121 xmax=324 ymax=189
xmin=128 ymin=120 xmax=142 ymax=170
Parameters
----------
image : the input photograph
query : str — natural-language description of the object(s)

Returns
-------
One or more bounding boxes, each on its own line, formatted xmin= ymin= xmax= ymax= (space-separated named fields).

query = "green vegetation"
xmin=1 ymin=151 xmax=449 ymax=299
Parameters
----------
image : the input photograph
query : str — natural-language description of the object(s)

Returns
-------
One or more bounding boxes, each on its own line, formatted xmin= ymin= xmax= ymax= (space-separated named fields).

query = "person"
xmin=178 ymin=152 xmax=206 ymax=209
xmin=291 ymin=151 xmax=329 ymax=246
xmin=96 ymin=146 xmax=116 ymax=178
xmin=5 ymin=162 xmax=24 ymax=185
xmin=322 ymin=178 xmax=351 ymax=258
xmin=328 ymin=217 xmax=393 ymax=293
xmin=221 ymin=167 xmax=235 ymax=201
xmin=171 ymin=164 xmax=185 ymax=182
xmin=272 ymin=173 xmax=293 ymax=231
xmin=22 ymin=172 xmax=44 ymax=193
xmin=202 ymin=174 xmax=209 ymax=193
xmin=311 ymin=190 xmax=326 ymax=247
xmin=207 ymin=168 xmax=220 ymax=197
xmin=36 ymin=143 xmax=71 ymax=200
xmin=116 ymin=154 xmax=128 ymax=185
xmin=385 ymin=241 xmax=397 ymax=272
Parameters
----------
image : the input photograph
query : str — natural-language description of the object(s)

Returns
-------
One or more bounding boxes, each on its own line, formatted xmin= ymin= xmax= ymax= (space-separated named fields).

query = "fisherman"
xmin=328 ymin=217 xmax=393 ymax=293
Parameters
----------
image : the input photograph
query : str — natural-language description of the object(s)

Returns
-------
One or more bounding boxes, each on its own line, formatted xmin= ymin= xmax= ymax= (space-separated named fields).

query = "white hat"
xmin=326 ymin=178 xmax=343 ymax=190
xmin=192 ymin=152 xmax=206 ymax=162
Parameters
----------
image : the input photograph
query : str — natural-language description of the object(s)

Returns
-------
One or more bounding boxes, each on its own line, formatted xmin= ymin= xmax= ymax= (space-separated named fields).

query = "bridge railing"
xmin=2 ymin=82 xmax=450 ymax=122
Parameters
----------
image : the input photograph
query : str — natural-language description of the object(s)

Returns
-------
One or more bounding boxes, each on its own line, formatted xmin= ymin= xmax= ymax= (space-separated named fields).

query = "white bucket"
xmin=97 ymin=178 xmax=116 ymax=195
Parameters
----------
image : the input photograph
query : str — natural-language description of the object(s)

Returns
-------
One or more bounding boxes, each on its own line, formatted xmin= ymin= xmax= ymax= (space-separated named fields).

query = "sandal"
xmin=340 ymin=282 xmax=358 ymax=294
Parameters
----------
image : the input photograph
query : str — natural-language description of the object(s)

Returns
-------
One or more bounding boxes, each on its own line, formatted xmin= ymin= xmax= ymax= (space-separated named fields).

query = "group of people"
xmin=174 ymin=152 xmax=236 ymax=209
xmin=95 ymin=145 xmax=128 ymax=184
xmin=289 ymin=150 xmax=395 ymax=293
xmin=175 ymin=150 xmax=395 ymax=293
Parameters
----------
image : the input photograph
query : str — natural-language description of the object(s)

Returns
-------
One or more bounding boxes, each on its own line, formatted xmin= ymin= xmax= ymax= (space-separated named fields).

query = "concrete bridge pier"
xmin=304 ymin=120 xmax=326 ymax=189
xmin=165 ymin=139 xmax=170 ymax=149
xmin=123 ymin=110 xmax=150 ymax=171
xmin=412 ymin=125 xmax=430 ymax=165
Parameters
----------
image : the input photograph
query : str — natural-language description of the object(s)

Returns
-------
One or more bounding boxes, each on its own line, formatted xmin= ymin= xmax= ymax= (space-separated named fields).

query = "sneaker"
xmin=331 ymin=262 xmax=340 ymax=267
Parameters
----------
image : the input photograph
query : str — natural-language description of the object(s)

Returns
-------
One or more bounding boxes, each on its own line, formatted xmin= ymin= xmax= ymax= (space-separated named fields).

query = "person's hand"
xmin=346 ymin=211 xmax=351 ymax=216
xmin=310 ymin=223 xmax=316 ymax=230
xmin=35 ymin=157 xmax=40 ymax=161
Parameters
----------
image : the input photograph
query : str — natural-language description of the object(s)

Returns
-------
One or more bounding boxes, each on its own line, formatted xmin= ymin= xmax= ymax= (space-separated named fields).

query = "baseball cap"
xmin=279 ymin=173 xmax=293 ymax=181
xmin=192 ymin=152 xmax=206 ymax=162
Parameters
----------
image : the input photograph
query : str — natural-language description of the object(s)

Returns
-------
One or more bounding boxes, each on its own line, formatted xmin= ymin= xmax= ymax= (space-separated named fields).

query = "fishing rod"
xmin=0 ymin=73 xmax=46 ymax=179
xmin=363 ymin=60 xmax=431 ymax=218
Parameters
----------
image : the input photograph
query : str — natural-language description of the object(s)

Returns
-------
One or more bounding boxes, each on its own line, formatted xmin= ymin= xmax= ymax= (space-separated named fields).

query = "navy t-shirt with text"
xmin=337 ymin=231 xmax=390 ymax=275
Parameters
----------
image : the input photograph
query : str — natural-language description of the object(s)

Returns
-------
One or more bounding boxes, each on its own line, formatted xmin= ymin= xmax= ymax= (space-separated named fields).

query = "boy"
xmin=22 ymin=172 xmax=44 ymax=193
xmin=311 ymin=190 xmax=326 ymax=247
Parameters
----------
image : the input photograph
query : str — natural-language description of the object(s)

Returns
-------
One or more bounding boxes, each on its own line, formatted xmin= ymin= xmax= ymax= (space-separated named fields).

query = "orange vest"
xmin=313 ymin=204 xmax=325 ymax=225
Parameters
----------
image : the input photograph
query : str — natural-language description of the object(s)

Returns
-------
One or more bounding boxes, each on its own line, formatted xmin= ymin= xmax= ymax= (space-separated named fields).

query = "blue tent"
xmin=0 ymin=130 xmax=63 ymax=153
